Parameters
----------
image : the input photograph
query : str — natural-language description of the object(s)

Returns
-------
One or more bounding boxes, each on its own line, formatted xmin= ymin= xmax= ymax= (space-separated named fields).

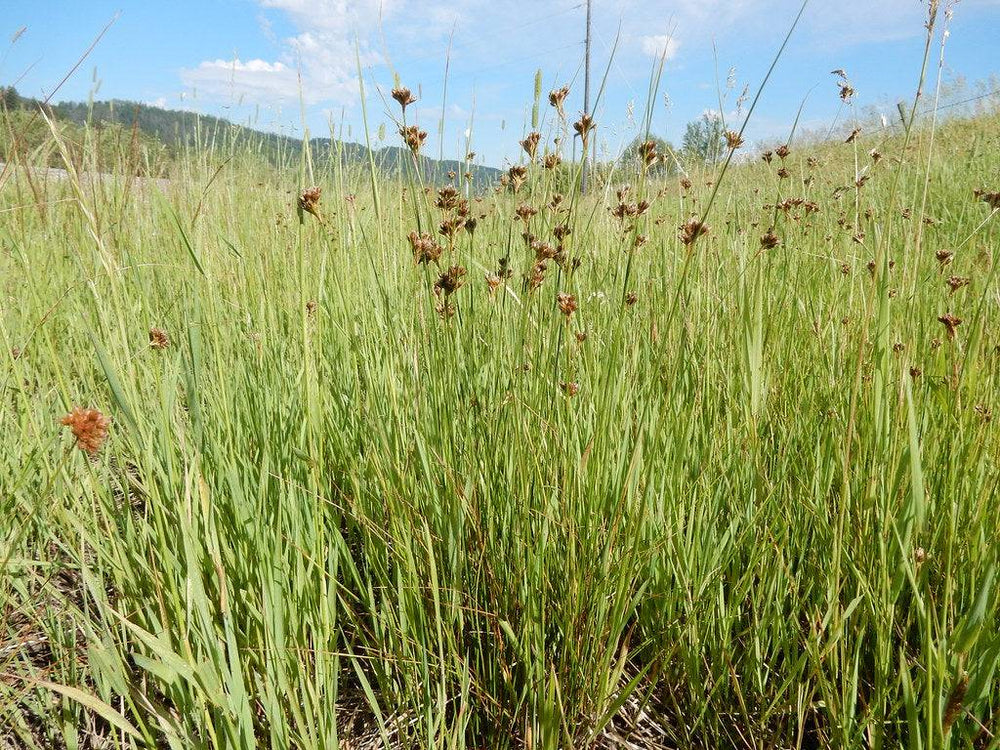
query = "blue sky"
xmin=2 ymin=1 xmax=999 ymax=167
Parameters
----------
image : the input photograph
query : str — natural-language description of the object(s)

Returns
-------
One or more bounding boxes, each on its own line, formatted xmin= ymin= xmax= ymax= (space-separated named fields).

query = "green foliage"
xmin=619 ymin=135 xmax=679 ymax=178
xmin=1 ymin=90 xmax=501 ymax=188
xmin=682 ymin=111 xmax=726 ymax=164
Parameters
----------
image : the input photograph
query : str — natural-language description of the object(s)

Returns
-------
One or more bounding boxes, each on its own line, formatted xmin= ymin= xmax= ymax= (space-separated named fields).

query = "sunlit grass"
xmin=3 ymin=14 xmax=1000 ymax=747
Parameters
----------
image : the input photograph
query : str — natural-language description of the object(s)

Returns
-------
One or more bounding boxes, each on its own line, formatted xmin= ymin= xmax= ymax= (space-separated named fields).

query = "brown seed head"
xmin=391 ymin=86 xmax=417 ymax=110
xmin=573 ymin=113 xmax=596 ymax=143
xmin=548 ymin=85 xmax=570 ymax=116
xmin=435 ymin=265 xmax=467 ymax=296
xmin=947 ymin=275 xmax=970 ymax=293
xmin=439 ymin=217 xmax=467 ymax=239
xmin=639 ymin=139 xmax=658 ymax=167
xmin=942 ymin=673 xmax=969 ymax=736
xmin=532 ymin=240 xmax=557 ymax=261
xmin=149 ymin=327 xmax=170 ymax=350
xmin=974 ymin=189 xmax=1000 ymax=210
xmin=61 ymin=407 xmax=111 ymax=458
xmin=298 ymin=186 xmax=322 ymax=219
xmin=724 ymin=130 xmax=744 ymax=150
xmin=678 ymin=217 xmax=710 ymax=247
xmin=520 ymin=132 xmax=541 ymax=162
xmin=399 ymin=125 xmax=428 ymax=155
xmin=435 ymin=185 xmax=461 ymax=211
xmin=936 ymin=249 xmax=954 ymax=266
xmin=528 ymin=260 xmax=548 ymax=291
xmin=775 ymin=144 xmax=791 ymax=160
xmin=560 ymin=381 xmax=580 ymax=397
xmin=759 ymin=229 xmax=780 ymax=250
xmin=556 ymin=292 xmax=577 ymax=318
xmin=515 ymin=203 xmax=538 ymax=224
xmin=508 ymin=165 xmax=529 ymax=192
xmin=938 ymin=312 xmax=962 ymax=340
xmin=408 ymin=230 xmax=443 ymax=265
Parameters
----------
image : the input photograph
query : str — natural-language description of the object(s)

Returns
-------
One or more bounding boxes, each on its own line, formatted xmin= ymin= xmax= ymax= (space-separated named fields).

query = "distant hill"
xmin=0 ymin=86 xmax=502 ymax=189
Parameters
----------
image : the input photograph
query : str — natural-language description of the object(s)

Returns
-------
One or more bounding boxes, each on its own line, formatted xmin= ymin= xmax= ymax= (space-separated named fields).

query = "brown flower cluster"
xmin=515 ymin=203 xmax=538 ymax=224
xmin=61 ymin=407 xmax=111 ymax=458
xmin=400 ymin=125 xmax=428 ymax=155
xmin=610 ymin=185 xmax=650 ymax=230
xmin=549 ymin=86 xmax=570 ymax=117
xmin=298 ymin=186 xmax=322 ymax=220
xmin=520 ymin=132 xmax=541 ymax=162
xmin=507 ymin=165 xmax=529 ymax=193
xmin=938 ymin=312 xmax=962 ymax=340
xmin=557 ymin=292 xmax=577 ymax=319
xmin=391 ymin=86 xmax=417 ymax=110
xmin=724 ymin=130 xmax=744 ymax=150
xmin=573 ymin=113 xmax=596 ymax=147
xmin=946 ymin=276 xmax=970 ymax=293
xmin=149 ymin=327 xmax=170 ymax=350
xmin=678 ymin=217 xmax=710 ymax=247
xmin=408 ymin=231 xmax=444 ymax=265
xmin=832 ymin=69 xmax=855 ymax=101
xmin=639 ymin=140 xmax=658 ymax=168
xmin=435 ymin=265 xmax=467 ymax=296
xmin=759 ymin=229 xmax=781 ymax=250
xmin=560 ymin=381 xmax=580 ymax=397
xmin=973 ymin=189 xmax=1000 ymax=210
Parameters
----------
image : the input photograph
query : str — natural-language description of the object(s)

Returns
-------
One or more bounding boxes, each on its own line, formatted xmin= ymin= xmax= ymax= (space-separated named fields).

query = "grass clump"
xmin=3 ymin=14 xmax=1000 ymax=749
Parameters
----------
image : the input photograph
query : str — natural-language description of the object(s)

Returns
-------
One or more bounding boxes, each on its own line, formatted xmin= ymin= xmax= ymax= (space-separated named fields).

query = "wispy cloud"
xmin=181 ymin=58 xmax=305 ymax=103
xmin=640 ymin=35 xmax=679 ymax=60
xmin=181 ymin=0 xmax=396 ymax=106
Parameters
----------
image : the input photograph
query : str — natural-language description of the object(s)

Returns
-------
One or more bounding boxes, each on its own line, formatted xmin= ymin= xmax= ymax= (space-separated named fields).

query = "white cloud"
xmin=640 ymin=35 xmax=679 ymax=60
xmin=181 ymin=58 xmax=307 ymax=104
xmin=181 ymin=0 xmax=397 ymax=107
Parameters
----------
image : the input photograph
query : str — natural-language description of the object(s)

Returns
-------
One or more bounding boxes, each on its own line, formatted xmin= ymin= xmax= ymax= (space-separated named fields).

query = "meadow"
xmin=3 ymin=14 xmax=1000 ymax=749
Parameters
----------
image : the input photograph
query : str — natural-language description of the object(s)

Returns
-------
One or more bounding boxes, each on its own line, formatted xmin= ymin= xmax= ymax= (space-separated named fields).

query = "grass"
xmin=3 ymin=23 xmax=1000 ymax=748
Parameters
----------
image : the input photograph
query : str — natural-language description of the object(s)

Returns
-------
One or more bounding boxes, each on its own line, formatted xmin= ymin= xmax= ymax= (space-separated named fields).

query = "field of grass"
xmin=3 ymin=33 xmax=1000 ymax=750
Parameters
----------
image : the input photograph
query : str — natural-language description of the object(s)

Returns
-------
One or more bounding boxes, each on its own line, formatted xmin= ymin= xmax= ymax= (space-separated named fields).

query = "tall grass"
xmin=2 ymin=18 xmax=1000 ymax=749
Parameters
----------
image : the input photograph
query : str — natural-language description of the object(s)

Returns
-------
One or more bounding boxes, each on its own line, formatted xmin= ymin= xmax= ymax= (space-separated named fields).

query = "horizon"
xmin=3 ymin=1 xmax=1000 ymax=169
